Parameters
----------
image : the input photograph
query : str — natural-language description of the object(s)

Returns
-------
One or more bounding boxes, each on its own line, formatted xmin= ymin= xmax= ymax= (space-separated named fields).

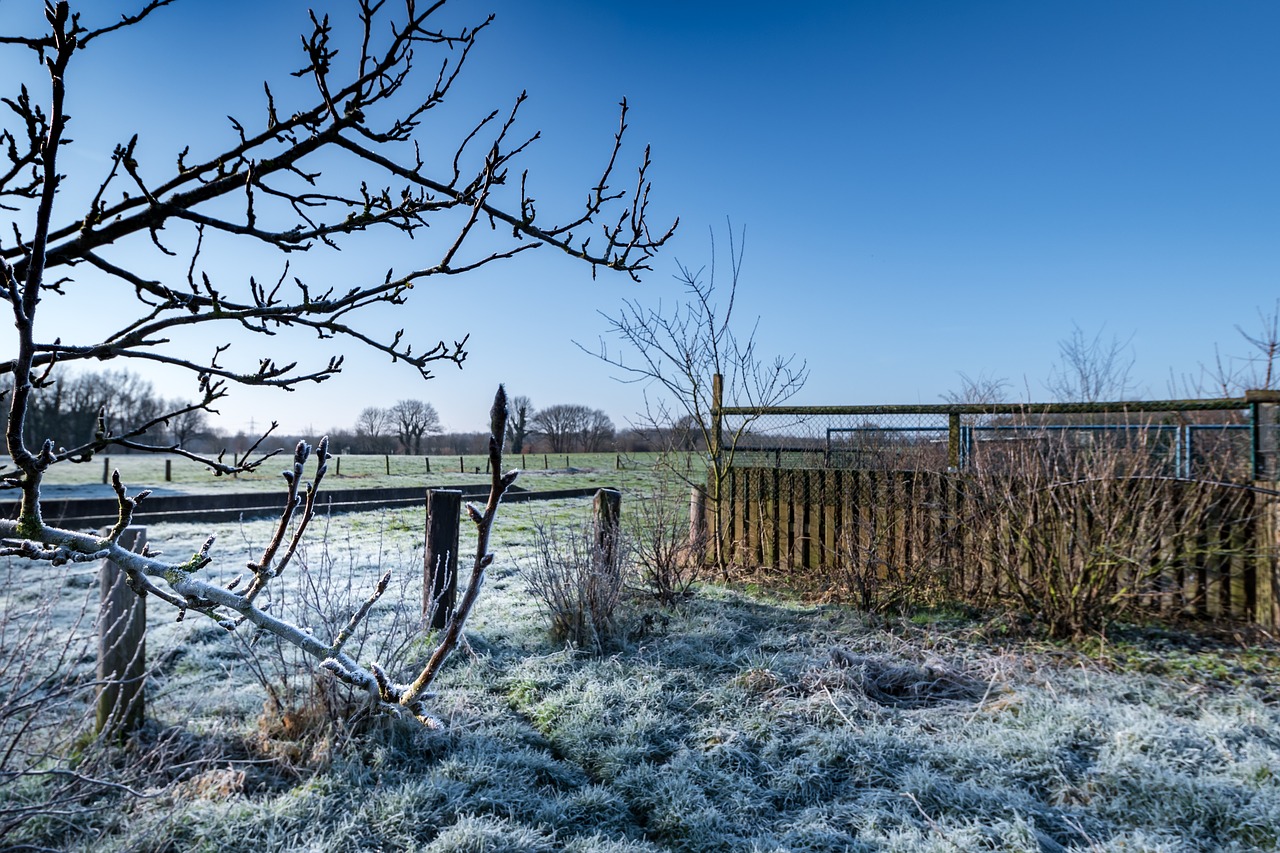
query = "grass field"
xmin=4 ymin=493 xmax=1280 ymax=851
xmin=1 ymin=451 xmax=701 ymax=500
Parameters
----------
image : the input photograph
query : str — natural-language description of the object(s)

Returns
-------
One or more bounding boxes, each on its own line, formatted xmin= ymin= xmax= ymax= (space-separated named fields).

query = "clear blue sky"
xmin=2 ymin=1 xmax=1277 ymax=436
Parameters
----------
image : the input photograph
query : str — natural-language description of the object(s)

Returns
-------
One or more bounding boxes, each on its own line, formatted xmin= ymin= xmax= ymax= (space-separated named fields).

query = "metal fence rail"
xmin=718 ymin=396 xmax=1258 ymax=482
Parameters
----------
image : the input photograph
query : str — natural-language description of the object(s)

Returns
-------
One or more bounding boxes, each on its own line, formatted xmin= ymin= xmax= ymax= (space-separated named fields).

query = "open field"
xmin=4 ymin=496 xmax=1280 ymax=851
xmin=0 ymin=452 xmax=701 ymax=502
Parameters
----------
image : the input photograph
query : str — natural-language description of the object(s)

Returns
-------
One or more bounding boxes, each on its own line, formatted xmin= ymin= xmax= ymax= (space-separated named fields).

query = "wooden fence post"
xmin=164 ymin=459 xmax=172 ymax=482
xmin=459 ymin=456 xmax=464 ymax=473
xmin=102 ymin=457 xmax=109 ymax=485
xmin=689 ymin=486 xmax=708 ymax=564
xmin=385 ymin=454 xmax=391 ymax=475
xmin=593 ymin=489 xmax=622 ymax=573
xmin=1249 ymin=390 xmax=1280 ymax=626
xmin=425 ymin=456 xmax=431 ymax=474
xmin=947 ymin=412 xmax=961 ymax=471
xmin=336 ymin=456 xmax=342 ymax=476
xmin=97 ymin=526 xmax=147 ymax=741
xmin=424 ymin=489 xmax=462 ymax=630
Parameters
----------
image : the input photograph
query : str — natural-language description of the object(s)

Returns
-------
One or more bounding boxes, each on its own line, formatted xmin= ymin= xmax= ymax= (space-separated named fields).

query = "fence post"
xmin=947 ymin=412 xmax=961 ymax=471
xmin=424 ymin=489 xmax=462 ymax=630
xmin=336 ymin=456 xmax=342 ymax=476
xmin=689 ymin=485 xmax=708 ymax=564
xmin=97 ymin=526 xmax=147 ymax=741
xmin=385 ymin=454 xmax=391 ymax=476
xmin=425 ymin=456 xmax=431 ymax=474
xmin=102 ymin=457 xmax=110 ymax=485
xmin=1249 ymin=390 xmax=1280 ymax=626
xmin=459 ymin=456 xmax=464 ymax=473
xmin=593 ymin=488 xmax=622 ymax=573
xmin=164 ymin=459 xmax=172 ymax=482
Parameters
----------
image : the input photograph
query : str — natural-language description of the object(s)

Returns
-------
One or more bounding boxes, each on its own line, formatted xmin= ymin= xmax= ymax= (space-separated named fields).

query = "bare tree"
xmin=389 ymin=399 xmax=442 ymax=455
xmin=1206 ymin=301 xmax=1280 ymax=395
xmin=165 ymin=402 xmax=210 ymax=448
xmin=584 ymin=223 xmax=807 ymax=573
xmin=582 ymin=407 xmax=616 ymax=452
xmin=1046 ymin=324 xmax=1136 ymax=402
xmin=352 ymin=405 xmax=395 ymax=454
xmin=530 ymin=403 xmax=592 ymax=453
xmin=505 ymin=395 xmax=532 ymax=454
xmin=942 ymin=371 xmax=1011 ymax=406
xmin=0 ymin=1 xmax=672 ymax=724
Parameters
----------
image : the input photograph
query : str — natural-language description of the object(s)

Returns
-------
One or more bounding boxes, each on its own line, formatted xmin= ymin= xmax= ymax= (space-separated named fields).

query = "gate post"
xmin=1249 ymin=390 xmax=1280 ymax=627
xmin=424 ymin=489 xmax=462 ymax=630
xmin=97 ymin=526 xmax=147 ymax=741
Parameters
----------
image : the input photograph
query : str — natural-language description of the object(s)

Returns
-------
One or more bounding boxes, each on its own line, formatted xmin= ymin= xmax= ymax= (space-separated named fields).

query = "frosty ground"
xmin=4 ymin=497 xmax=1280 ymax=852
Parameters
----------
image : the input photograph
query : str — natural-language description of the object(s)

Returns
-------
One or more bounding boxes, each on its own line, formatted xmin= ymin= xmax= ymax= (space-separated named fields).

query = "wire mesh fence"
xmin=720 ymin=399 xmax=1255 ymax=483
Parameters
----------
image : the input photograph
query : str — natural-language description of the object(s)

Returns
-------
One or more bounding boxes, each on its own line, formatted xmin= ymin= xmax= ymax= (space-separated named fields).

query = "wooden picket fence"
xmin=716 ymin=466 xmax=1262 ymax=623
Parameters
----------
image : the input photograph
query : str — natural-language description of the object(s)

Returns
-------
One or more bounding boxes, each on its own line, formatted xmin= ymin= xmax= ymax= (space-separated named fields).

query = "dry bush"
xmin=964 ymin=423 xmax=1251 ymax=638
xmin=235 ymin=515 xmax=426 ymax=754
xmin=829 ymin=475 xmax=959 ymax=614
xmin=627 ymin=483 xmax=701 ymax=606
xmin=519 ymin=520 xmax=628 ymax=653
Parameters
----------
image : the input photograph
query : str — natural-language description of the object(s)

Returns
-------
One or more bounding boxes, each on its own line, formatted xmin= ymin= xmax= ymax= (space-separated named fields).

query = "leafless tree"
xmin=530 ymin=403 xmax=592 ymax=453
xmin=351 ymin=405 xmax=395 ymax=453
xmin=165 ymin=401 xmax=210 ymax=448
xmin=1046 ymin=323 xmax=1136 ymax=402
xmin=585 ymin=223 xmax=807 ymax=573
xmin=942 ymin=371 xmax=1011 ymax=406
xmin=1206 ymin=301 xmax=1280 ymax=396
xmin=583 ymin=408 xmax=616 ymax=452
xmin=505 ymin=394 xmax=532 ymax=454
xmin=389 ymin=399 xmax=441 ymax=455
xmin=0 ymin=1 xmax=672 ymax=724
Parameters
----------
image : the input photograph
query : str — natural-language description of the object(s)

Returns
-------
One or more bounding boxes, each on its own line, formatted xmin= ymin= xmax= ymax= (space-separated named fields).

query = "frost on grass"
xmin=7 ymin=502 xmax=1280 ymax=851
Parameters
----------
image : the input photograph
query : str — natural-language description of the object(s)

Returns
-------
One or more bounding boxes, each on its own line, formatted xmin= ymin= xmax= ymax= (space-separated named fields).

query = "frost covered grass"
xmin=5 ymin=497 xmax=1280 ymax=851
xmin=0 ymin=451 xmax=687 ymax=498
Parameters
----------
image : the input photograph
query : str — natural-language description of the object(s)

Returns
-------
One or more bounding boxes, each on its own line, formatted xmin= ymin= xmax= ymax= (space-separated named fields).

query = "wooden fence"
xmin=716 ymin=466 xmax=1264 ymax=624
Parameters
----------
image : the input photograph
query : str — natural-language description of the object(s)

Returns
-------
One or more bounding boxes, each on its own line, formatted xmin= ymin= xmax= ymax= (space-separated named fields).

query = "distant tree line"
xmin=0 ymin=369 xmax=215 ymax=453
xmin=0 ymin=370 xmax=704 ymax=461
xmin=330 ymin=397 xmax=627 ymax=455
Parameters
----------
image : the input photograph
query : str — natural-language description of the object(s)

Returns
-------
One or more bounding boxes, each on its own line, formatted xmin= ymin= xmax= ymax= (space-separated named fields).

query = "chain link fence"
xmin=720 ymin=399 xmax=1254 ymax=482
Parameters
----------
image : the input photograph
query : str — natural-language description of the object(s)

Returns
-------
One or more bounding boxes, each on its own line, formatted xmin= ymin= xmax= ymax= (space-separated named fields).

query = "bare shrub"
xmin=234 ymin=515 xmax=427 ymax=755
xmin=964 ymin=422 xmax=1250 ymax=638
xmin=519 ymin=520 xmax=628 ymax=652
xmin=627 ymin=484 xmax=700 ymax=606
xmin=0 ymin=559 xmax=103 ymax=838
xmin=830 ymin=476 xmax=959 ymax=615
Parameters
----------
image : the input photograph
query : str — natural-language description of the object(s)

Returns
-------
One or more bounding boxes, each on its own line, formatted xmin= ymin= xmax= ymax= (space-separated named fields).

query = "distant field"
xmin=1 ymin=451 xmax=708 ymax=500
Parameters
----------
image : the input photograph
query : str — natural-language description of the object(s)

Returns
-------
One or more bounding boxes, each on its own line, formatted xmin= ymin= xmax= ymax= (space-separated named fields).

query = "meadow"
xmin=13 ymin=452 xmax=688 ymax=499
xmin=4 ymin=475 xmax=1280 ymax=851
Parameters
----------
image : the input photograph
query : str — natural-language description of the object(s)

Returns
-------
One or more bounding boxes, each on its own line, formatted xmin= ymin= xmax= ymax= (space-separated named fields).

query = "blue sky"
xmin=2 ymin=1 xmax=1277 ymax=436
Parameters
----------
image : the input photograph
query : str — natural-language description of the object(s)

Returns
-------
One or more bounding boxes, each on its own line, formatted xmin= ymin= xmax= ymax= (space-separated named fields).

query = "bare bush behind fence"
xmin=711 ymin=392 xmax=1280 ymax=632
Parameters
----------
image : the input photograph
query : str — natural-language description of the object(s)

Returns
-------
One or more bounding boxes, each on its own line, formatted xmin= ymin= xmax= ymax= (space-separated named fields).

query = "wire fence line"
xmin=717 ymin=395 xmax=1265 ymax=483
